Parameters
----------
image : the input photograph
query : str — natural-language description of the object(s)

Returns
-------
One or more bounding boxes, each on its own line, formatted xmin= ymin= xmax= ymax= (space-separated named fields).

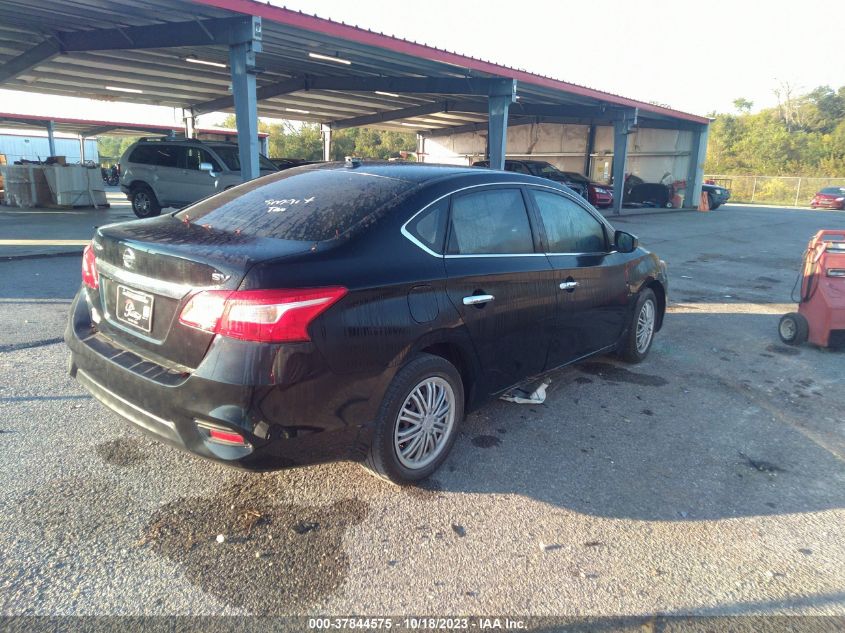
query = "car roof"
xmin=295 ymin=161 xmax=512 ymax=184
xmin=134 ymin=138 xmax=238 ymax=147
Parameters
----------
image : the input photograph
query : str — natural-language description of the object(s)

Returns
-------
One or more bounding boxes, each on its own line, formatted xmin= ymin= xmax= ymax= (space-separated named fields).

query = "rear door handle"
xmin=463 ymin=294 xmax=495 ymax=306
xmin=559 ymin=281 xmax=579 ymax=290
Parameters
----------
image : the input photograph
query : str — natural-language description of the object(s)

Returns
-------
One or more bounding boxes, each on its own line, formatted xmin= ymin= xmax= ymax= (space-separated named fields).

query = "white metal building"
xmin=0 ymin=129 xmax=98 ymax=164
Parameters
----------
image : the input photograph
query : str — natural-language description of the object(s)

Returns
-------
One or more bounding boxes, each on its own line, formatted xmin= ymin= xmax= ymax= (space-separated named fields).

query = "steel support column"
xmin=183 ymin=108 xmax=197 ymax=139
xmin=583 ymin=124 xmax=596 ymax=177
xmin=229 ymin=41 xmax=259 ymax=181
xmin=682 ymin=124 xmax=709 ymax=208
xmin=611 ymin=109 xmax=637 ymax=215
xmin=78 ymin=134 xmax=85 ymax=163
xmin=321 ymin=124 xmax=332 ymax=162
xmin=487 ymin=81 xmax=517 ymax=170
xmin=46 ymin=120 xmax=56 ymax=157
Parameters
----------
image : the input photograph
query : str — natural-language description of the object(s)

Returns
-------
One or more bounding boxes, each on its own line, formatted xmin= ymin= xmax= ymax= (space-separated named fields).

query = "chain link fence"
xmin=704 ymin=175 xmax=845 ymax=207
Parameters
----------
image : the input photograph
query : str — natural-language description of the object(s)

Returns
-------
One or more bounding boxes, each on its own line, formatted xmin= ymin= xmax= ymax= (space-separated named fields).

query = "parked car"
xmin=471 ymin=159 xmax=589 ymax=200
xmin=702 ymin=182 xmax=731 ymax=210
xmin=559 ymin=171 xmax=613 ymax=208
xmin=810 ymin=186 xmax=845 ymax=210
xmin=66 ymin=163 xmax=668 ymax=484
xmin=119 ymin=137 xmax=278 ymax=218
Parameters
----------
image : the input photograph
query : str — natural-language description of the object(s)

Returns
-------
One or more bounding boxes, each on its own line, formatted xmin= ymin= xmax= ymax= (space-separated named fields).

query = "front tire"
xmin=365 ymin=354 xmax=464 ymax=484
xmin=617 ymin=288 xmax=658 ymax=363
xmin=130 ymin=185 xmax=161 ymax=218
xmin=778 ymin=312 xmax=808 ymax=346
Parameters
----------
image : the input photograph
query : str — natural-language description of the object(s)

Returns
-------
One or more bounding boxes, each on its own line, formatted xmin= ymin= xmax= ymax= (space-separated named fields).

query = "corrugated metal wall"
xmin=421 ymin=124 xmax=693 ymax=185
xmin=0 ymin=134 xmax=99 ymax=164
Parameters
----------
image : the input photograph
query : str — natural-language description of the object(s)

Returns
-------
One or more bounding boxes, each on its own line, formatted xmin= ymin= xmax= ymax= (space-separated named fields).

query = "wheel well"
xmin=646 ymin=279 xmax=666 ymax=330
xmin=127 ymin=180 xmax=149 ymax=193
xmin=419 ymin=342 xmax=474 ymax=410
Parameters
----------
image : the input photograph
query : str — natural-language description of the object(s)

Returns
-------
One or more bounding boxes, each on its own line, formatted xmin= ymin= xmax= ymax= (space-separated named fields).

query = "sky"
xmin=2 ymin=0 xmax=843 ymax=126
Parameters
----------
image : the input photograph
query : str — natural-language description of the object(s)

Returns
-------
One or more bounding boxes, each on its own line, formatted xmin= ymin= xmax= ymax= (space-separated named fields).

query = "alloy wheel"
xmin=134 ymin=192 xmax=150 ymax=214
xmin=636 ymin=299 xmax=656 ymax=354
xmin=394 ymin=377 xmax=455 ymax=470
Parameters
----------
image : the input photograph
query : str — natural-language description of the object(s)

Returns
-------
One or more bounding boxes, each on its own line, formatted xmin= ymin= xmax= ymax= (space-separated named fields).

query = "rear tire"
xmin=617 ymin=288 xmax=658 ymax=363
xmin=364 ymin=354 xmax=464 ymax=485
xmin=130 ymin=185 xmax=161 ymax=218
xmin=778 ymin=312 xmax=808 ymax=346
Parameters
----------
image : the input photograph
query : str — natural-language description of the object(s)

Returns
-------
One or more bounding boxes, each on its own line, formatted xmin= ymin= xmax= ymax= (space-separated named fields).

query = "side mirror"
xmin=199 ymin=162 xmax=215 ymax=176
xmin=615 ymin=230 xmax=639 ymax=253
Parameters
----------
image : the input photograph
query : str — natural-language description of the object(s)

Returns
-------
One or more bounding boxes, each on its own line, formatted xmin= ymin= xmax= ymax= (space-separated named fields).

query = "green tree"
xmin=732 ymin=98 xmax=753 ymax=113
xmin=97 ymin=136 xmax=142 ymax=166
xmin=218 ymin=114 xmax=416 ymax=160
xmin=706 ymin=84 xmax=845 ymax=177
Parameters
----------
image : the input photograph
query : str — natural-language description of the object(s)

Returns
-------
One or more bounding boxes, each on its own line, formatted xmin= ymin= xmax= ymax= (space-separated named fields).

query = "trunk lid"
xmin=91 ymin=215 xmax=313 ymax=369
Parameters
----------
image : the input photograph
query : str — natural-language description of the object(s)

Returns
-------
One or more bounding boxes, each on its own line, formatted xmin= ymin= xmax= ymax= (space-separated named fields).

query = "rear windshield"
xmin=175 ymin=167 xmax=418 ymax=242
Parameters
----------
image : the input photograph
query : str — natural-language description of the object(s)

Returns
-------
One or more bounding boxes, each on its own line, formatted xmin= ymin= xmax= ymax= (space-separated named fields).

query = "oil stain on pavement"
xmin=471 ymin=435 xmax=501 ymax=448
xmin=140 ymin=476 xmax=369 ymax=612
xmin=576 ymin=362 xmax=668 ymax=387
xmin=95 ymin=437 xmax=149 ymax=467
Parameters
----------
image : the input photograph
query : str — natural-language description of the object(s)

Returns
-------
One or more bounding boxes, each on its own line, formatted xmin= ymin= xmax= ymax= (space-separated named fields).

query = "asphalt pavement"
xmin=1 ymin=203 xmax=844 ymax=619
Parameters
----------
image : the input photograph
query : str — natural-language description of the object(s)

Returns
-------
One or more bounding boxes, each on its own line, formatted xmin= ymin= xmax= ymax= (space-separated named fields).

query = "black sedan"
xmin=66 ymin=163 xmax=668 ymax=484
xmin=471 ymin=159 xmax=590 ymax=200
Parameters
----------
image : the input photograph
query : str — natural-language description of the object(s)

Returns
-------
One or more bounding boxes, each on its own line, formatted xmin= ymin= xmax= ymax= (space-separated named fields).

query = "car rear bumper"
xmin=811 ymin=200 xmax=845 ymax=209
xmin=65 ymin=289 xmax=381 ymax=470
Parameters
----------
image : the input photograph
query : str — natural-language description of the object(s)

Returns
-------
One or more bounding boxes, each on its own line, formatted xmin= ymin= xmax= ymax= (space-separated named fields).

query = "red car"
xmin=810 ymin=186 xmax=845 ymax=210
xmin=561 ymin=172 xmax=613 ymax=208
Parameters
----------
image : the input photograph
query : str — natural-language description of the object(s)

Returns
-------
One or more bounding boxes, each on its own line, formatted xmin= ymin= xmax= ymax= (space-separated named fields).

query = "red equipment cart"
xmin=779 ymin=230 xmax=845 ymax=347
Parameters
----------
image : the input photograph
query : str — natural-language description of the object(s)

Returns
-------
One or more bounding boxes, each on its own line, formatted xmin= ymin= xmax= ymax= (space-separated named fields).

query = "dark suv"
xmin=472 ymin=159 xmax=589 ymax=200
xmin=67 ymin=163 xmax=668 ymax=484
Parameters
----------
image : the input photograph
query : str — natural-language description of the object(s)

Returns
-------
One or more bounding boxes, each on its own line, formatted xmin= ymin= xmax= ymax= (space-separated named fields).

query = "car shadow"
xmin=426 ymin=311 xmax=845 ymax=522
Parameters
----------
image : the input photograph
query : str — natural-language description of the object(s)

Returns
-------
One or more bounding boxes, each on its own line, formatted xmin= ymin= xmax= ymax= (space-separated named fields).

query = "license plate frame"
xmin=115 ymin=284 xmax=154 ymax=333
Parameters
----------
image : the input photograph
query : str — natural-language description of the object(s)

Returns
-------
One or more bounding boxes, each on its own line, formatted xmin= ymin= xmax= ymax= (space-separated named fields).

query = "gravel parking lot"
xmin=1 ymin=204 xmax=843 ymax=620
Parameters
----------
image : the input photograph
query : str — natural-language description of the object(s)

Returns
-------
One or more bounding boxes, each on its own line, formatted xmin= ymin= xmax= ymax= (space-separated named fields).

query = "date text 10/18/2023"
xmin=307 ymin=617 xmax=527 ymax=630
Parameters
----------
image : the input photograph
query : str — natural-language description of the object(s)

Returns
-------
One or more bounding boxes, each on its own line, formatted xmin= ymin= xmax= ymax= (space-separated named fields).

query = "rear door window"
xmin=405 ymin=197 xmax=448 ymax=254
xmin=176 ymin=167 xmax=418 ymax=242
xmin=447 ymin=188 xmax=534 ymax=255
xmin=529 ymin=188 xmax=607 ymax=253
xmin=128 ymin=145 xmax=158 ymax=165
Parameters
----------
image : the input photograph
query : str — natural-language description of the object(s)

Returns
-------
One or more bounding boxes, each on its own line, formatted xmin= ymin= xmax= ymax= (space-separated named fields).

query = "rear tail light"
xmin=82 ymin=242 xmax=99 ymax=289
xmin=179 ymin=287 xmax=347 ymax=343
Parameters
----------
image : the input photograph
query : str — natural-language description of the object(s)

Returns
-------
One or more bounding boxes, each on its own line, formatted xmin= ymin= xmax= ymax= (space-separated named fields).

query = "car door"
xmin=178 ymin=147 xmax=223 ymax=204
xmin=526 ymin=186 xmax=630 ymax=368
xmin=444 ymin=186 xmax=556 ymax=394
xmin=147 ymin=144 xmax=183 ymax=207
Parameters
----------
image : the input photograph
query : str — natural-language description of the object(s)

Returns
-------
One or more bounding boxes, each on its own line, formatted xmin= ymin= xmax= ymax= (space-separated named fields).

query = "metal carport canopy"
xmin=0 ymin=112 xmax=269 ymax=139
xmin=0 ymin=0 xmax=710 ymax=208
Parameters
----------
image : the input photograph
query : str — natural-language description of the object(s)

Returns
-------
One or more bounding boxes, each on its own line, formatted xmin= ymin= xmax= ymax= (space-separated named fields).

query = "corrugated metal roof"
xmin=0 ymin=112 xmax=269 ymax=138
xmin=0 ymin=0 xmax=709 ymax=133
